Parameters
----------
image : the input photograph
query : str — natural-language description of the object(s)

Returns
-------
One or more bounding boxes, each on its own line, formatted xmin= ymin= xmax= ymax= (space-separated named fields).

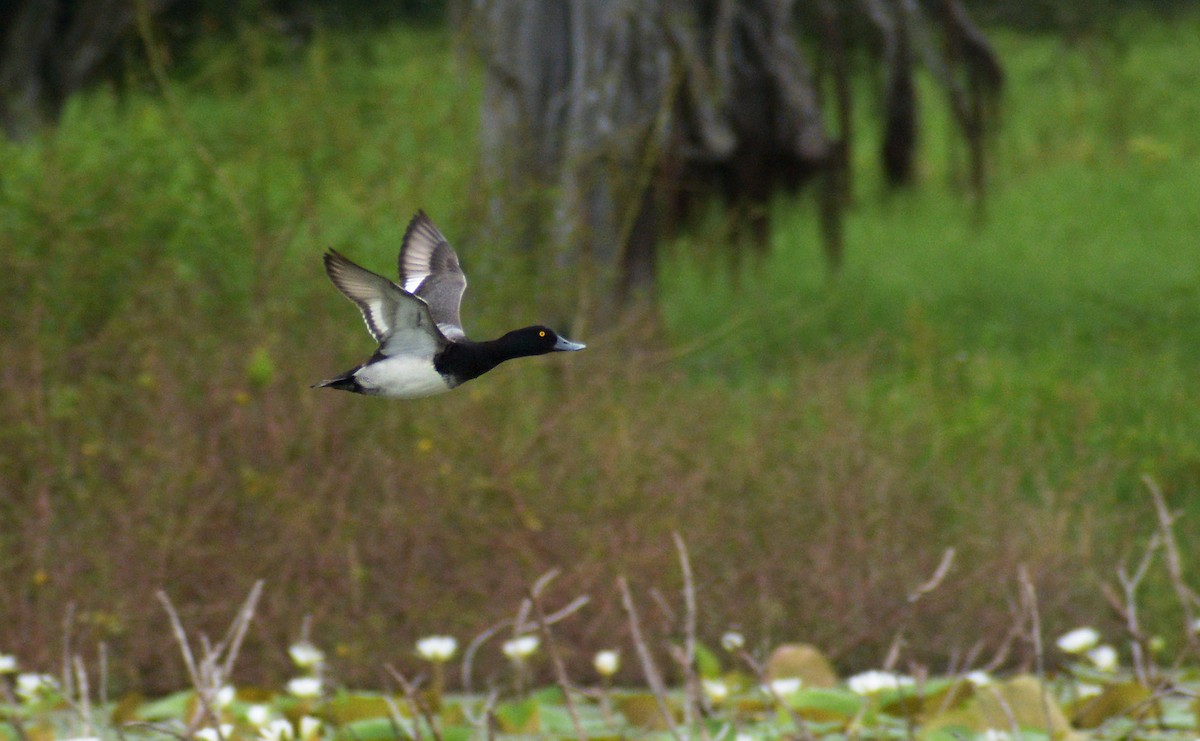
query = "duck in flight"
xmin=314 ymin=210 xmax=586 ymax=398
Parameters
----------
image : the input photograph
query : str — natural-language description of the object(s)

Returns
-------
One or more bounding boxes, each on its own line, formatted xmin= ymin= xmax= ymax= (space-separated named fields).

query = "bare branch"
xmin=526 ymin=585 xmax=586 ymax=741
xmin=734 ymin=647 xmax=815 ymax=741
xmin=673 ymin=532 xmax=701 ymax=732
xmin=1017 ymin=566 xmax=1055 ymax=738
xmin=618 ymin=576 xmax=684 ymax=741
xmin=1144 ymin=474 xmax=1200 ymax=657
xmin=385 ymin=663 xmax=442 ymax=741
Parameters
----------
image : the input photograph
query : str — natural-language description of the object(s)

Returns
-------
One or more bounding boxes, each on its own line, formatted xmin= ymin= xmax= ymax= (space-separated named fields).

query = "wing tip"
xmin=403 ymin=209 xmax=438 ymax=247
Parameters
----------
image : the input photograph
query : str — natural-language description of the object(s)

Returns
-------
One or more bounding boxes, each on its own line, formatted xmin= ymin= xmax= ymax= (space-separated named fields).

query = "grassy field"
xmin=1 ymin=8 xmax=1200 ymax=714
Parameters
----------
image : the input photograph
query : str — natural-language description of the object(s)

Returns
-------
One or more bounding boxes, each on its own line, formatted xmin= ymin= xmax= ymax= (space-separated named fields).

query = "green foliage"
xmin=7 ymin=665 xmax=1200 ymax=740
xmin=1 ymin=10 xmax=1200 ymax=699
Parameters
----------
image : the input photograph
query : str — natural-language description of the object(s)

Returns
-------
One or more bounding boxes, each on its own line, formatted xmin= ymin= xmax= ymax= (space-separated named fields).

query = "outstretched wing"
xmin=398 ymin=210 xmax=468 ymax=340
xmin=323 ymin=250 xmax=446 ymax=357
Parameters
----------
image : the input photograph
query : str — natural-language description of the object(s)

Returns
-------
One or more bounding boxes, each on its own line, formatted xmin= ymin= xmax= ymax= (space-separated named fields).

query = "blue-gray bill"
xmin=554 ymin=337 xmax=586 ymax=352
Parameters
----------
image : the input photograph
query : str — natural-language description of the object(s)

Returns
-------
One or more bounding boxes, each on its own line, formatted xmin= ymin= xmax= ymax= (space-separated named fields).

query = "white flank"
xmin=356 ymin=356 xmax=451 ymax=398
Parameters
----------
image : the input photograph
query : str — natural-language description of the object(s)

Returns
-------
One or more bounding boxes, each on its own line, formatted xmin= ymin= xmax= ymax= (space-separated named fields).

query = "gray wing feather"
xmin=323 ymin=250 xmax=446 ymax=357
xmin=398 ymin=211 xmax=468 ymax=340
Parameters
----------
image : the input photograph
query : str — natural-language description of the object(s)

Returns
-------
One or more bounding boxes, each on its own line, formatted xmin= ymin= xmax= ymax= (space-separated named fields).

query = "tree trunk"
xmin=0 ymin=0 xmax=176 ymax=141
xmin=470 ymin=0 xmax=1002 ymax=321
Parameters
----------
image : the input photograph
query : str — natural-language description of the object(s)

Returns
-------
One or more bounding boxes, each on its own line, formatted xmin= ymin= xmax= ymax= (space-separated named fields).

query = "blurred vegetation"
xmin=1 ymin=8 xmax=1199 ymax=698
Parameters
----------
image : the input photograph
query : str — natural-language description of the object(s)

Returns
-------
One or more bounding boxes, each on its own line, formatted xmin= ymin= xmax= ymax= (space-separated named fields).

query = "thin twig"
xmin=983 ymin=684 xmax=1021 ymax=740
xmin=673 ymin=532 xmax=702 ymax=735
xmin=1144 ymin=475 xmax=1200 ymax=657
xmin=381 ymin=692 xmax=418 ymax=741
xmin=883 ymin=547 xmax=957 ymax=671
xmin=907 ymin=548 xmax=956 ymax=603
xmin=618 ymin=576 xmax=685 ymax=741
xmin=99 ymin=642 xmax=110 ymax=708
xmin=61 ymin=602 xmax=77 ymax=701
xmin=461 ymin=593 xmax=589 ymax=693
xmin=735 ymin=647 xmax=816 ymax=741
xmin=457 ymin=684 xmax=500 ymax=741
xmin=1017 ymin=565 xmax=1055 ymax=737
xmin=72 ymin=655 xmax=94 ymax=738
xmin=462 ymin=619 xmax=514 ymax=693
xmin=1107 ymin=533 xmax=1162 ymax=684
xmin=218 ymin=579 xmax=264 ymax=679
xmin=386 ymin=663 xmax=442 ymax=741
xmin=155 ymin=590 xmax=213 ymax=732
xmin=156 ymin=583 xmax=262 ymax=739
xmin=526 ymin=585 xmax=586 ymax=741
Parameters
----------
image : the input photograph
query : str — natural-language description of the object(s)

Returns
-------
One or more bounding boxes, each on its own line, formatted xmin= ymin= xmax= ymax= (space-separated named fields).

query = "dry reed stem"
xmin=1144 ymin=475 xmax=1200 ymax=659
xmin=1017 ymin=565 xmax=1056 ymax=738
xmin=1105 ymin=529 xmax=1162 ymax=685
xmin=380 ymin=692 xmax=420 ymax=741
xmin=672 ymin=532 xmax=703 ymax=735
xmin=99 ymin=642 xmax=110 ymax=708
xmin=982 ymin=684 xmax=1021 ymax=740
xmin=618 ymin=575 xmax=685 ymax=741
xmin=460 ymin=589 xmax=589 ymax=693
xmin=882 ymin=547 xmax=957 ymax=672
xmin=60 ymin=603 xmax=76 ymax=701
xmin=734 ymin=647 xmax=815 ymax=741
xmin=526 ymin=584 xmax=586 ymax=741
xmin=71 ymin=655 xmax=94 ymax=738
xmin=155 ymin=581 xmax=264 ymax=738
xmin=385 ymin=663 xmax=441 ymax=741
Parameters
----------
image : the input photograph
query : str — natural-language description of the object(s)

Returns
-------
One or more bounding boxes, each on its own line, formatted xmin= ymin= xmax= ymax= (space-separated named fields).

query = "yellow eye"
xmin=539 ymin=330 xmax=546 ymax=337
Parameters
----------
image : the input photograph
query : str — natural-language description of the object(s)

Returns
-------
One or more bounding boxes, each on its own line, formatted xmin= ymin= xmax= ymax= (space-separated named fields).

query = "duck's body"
xmin=314 ymin=211 xmax=585 ymax=398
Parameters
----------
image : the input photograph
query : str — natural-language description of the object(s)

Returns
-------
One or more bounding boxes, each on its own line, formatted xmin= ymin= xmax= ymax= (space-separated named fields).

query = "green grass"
xmin=2 ymin=13 xmax=1200 ymax=698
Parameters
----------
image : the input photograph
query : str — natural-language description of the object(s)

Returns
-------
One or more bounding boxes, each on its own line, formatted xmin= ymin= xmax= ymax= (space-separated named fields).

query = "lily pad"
xmin=613 ymin=692 xmax=678 ymax=730
xmin=922 ymin=675 xmax=1076 ymax=740
xmin=1072 ymin=681 xmax=1154 ymax=728
xmin=766 ymin=644 xmax=838 ymax=688
xmin=782 ymin=687 xmax=864 ymax=723
xmin=325 ymin=692 xmax=402 ymax=724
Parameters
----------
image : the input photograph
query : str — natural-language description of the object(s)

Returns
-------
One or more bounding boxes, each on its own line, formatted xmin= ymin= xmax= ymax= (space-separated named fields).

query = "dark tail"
xmin=311 ymin=373 xmax=363 ymax=393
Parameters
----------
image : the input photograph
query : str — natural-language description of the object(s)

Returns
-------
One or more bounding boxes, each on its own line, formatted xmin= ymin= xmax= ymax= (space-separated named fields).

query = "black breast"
xmin=434 ymin=341 xmax=507 ymax=387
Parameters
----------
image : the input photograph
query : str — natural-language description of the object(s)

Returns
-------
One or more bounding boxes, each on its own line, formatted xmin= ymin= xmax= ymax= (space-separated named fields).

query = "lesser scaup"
xmin=314 ymin=210 xmax=585 ymax=398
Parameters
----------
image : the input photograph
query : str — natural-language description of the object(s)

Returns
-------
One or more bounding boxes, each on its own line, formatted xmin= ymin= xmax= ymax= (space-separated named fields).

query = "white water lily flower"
xmin=286 ymin=676 xmax=323 ymax=698
xmin=298 ymin=716 xmax=322 ymax=741
xmin=288 ymin=641 xmax=325 ymax=669
xmin=1056 ymin=627 xmax=1100 ymax=654
xmin=720 ymin=631 xmax=745 ymax=652
xmin=768 ymin=677 xmax=802 ymax=696
xmin=1087 ymin=644 xmax=1118 ymax=672
xmin=702 ymin=678 xmax=730 ymax=703
xmin=195 ymin=725 xmax=233 ymax=741
xmin=502 ymin=635 xmax=540 ymax=660
xmin=216 ymin=684 xmax=236 ymax=707
xmin=416 ymin=635 xmax=458 ymax=663
xmin=965 ymin=670 xmax=992 ymax=686
xmin=246 ymin=704 xmax=272 ymax=727
xmin=15 ymin=673 xmax=57 ymax=701
xmin=260 ymin=719 xmax=295 ymax=741
xmin=847 ymin=670 xmax=914 ymax=695
xmin=0 ymin=654 xmax=17 ymax=673
xmin=1076 ymin=683 xmax=1103 ymax=699
xmin=593 ymin=650 xmax=620 ymax=677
